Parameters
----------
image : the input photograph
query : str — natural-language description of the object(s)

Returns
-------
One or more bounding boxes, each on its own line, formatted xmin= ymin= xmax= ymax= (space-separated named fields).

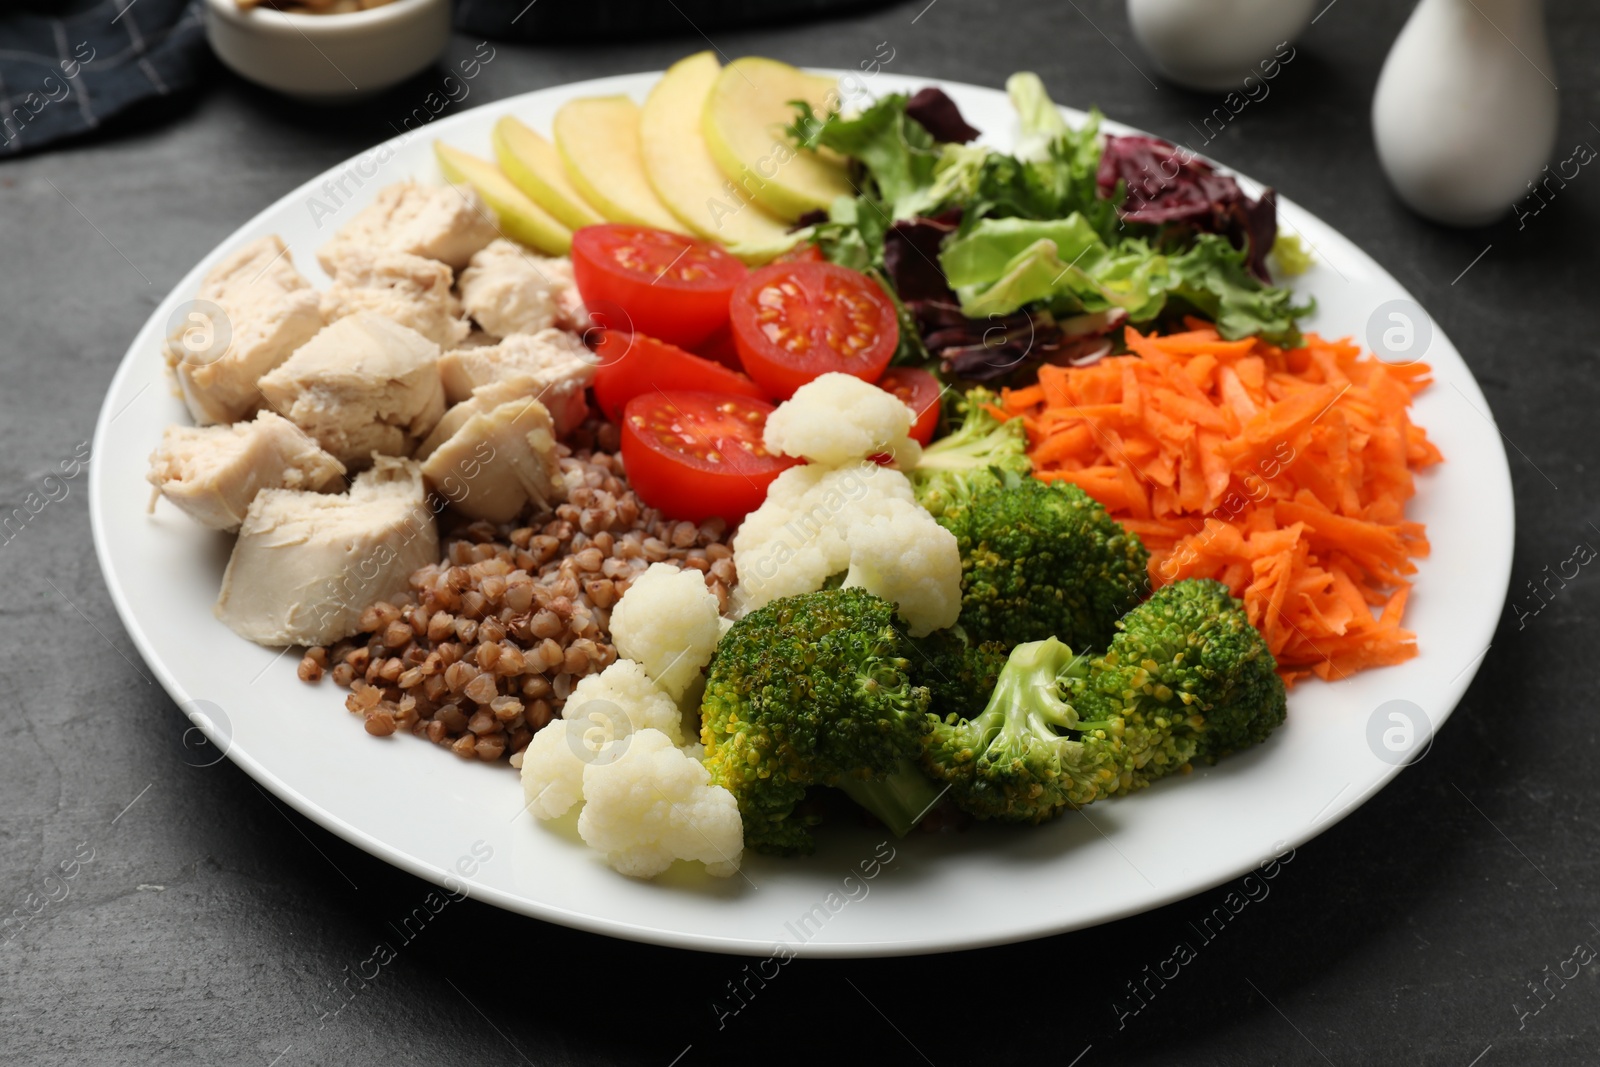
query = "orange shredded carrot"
xmin=1002 ymin=327 xmax=1442 ymax=684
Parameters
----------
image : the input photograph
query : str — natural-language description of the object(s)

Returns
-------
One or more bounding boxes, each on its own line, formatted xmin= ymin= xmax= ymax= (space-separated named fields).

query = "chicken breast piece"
xmin=420 ymin=397 xmax=564 ymax=524
xmin=317 ymin=180 xmax=498 ymax=273
xmin=147 ymin=411 xmax=346 ymax=531
xmin=540 ymin=257 xmax=590 ymax=333
xmin=415 ymin=375 xmax=571 ymax=460
xmin=437 ymin=328 xmax=595 ymax=436
xmin=457 ymin=239 xmax=565 ymax=339
xmin=258 ymin=313 xmax=445 ymax=468
xmin=168 ymin=235 xmax=324 ymax=426
xmin=320 ymin=246 xmax=470 ymax=349
xmin=457 ymin=328 xmax=498 ymax=349
xmin=214 ymin=456 xmax=438 ymax=647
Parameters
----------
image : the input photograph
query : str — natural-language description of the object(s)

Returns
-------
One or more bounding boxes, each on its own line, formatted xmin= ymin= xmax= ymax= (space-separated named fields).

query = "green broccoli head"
xmin=910 ymin=627 xmax=1012 ymax=722
xmin=908 ymin=387 xmax=1032 ymax=519
xmin=938 ymin=477 xmax=1150 ymax=652
xmin=699 ymin=588 xmax=932 ymax=855
xmin=921 ymin=637 xmax=1120 ymax=822
xmin=1072 ymin=579 xmax=1286 ymax=766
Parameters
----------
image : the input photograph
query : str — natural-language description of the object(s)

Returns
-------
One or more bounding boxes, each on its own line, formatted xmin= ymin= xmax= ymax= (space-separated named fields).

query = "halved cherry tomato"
xmin=590 ymin=330 xmax=769 ymax=423
xmin=620 ymin=391 xmax=797 ymax=523
xmin=691 ymin=323 xmax=744 ymax=371
xmin=775 ymin=241 xmax=826 ymax=263
xmin=571 ymin=225 xmax=748 ymax=348
xmin=728 ymin=261 xmax=899 ymax=399
xmin=878 ymin=366 xmax=944 ymax=446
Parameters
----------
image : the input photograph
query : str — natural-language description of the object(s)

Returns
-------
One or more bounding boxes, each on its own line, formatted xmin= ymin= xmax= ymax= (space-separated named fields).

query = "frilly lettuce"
xmin=788 ymin=72 xmax=1312 ymax=353
xmin=1006 ymin=72 xmax=1070 ymax=163
xmin=942 ymin=219 xmax=1311 ymax=345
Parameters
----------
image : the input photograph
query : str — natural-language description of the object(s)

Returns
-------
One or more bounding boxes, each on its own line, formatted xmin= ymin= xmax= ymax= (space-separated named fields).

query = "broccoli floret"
xmin=835 ymin=757 xmax=947 ymax=839
xmin=919 ymin=582 xmax=1285 ymax=824
xmin=830 ymin=628 xmax=1012 ymax=837
xmin=921 ymin=637 xmax=1124 ymax=822
xmin=938 ymin=477 xmax=1149 ymax=652
xmin=909 ymin=388 xmax=1032 ymax=519
xmin=1073 ymin=579 xmax=1286 ymax=763
xmin=910 ymin=627 xmax=1012 ymax=722
xmin=699 ymin=589 xmax=932 ymax=855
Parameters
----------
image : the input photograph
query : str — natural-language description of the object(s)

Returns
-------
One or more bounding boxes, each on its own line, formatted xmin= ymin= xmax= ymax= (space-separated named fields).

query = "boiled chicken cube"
xmin=437 ymin=328 xmax=595 ymax=436
xmin=168 ymin=235 xmax=323 ymax=426
xmin=214 ymin=456 xmax=437 ymax=647
xmin=258 ymin=313 xmax=444 ymax=467
xmin=317 ymin=180 xmax=498 ymax=272
xmin=457 ymin=239 xmax=565 ymax=339
xmin=420 ymin=397 xmax=563 ymax=524
xmin=540 ymin=256 xmax=590 ymax=332
xmin=147 ymin=410 xmax=346 ymax=531
xmin=320 ymin=246 xmax=470 ymax=349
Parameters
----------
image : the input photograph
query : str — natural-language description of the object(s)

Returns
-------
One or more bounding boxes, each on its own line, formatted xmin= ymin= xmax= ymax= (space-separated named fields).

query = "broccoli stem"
xmin=837 ymin=757 xmax=948 ymax=838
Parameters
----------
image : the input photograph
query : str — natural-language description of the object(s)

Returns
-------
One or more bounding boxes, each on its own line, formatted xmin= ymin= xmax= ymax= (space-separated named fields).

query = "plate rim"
xmin=88 ymin=67 xmax=1515 ymax=957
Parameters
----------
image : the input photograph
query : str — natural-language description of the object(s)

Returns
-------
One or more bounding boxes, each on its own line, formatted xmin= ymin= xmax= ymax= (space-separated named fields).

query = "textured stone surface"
xmin=2 ymin=2 xmax=1597 ymax=1064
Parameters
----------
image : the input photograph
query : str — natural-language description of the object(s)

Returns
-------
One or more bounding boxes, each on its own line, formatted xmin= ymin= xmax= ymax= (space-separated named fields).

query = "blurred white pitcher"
xmin=1373 ymin=0 xmax=1558 ymax=227
xmin=1127 ymin=0 xmax=1317 ymax=92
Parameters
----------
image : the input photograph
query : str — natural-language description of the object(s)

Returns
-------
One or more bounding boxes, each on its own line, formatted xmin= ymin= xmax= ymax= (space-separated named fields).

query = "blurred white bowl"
xmin=203 ymin=0 xmax=451 ymax=104
xmin=1128 ymin=0 xmax=1315 ymax=92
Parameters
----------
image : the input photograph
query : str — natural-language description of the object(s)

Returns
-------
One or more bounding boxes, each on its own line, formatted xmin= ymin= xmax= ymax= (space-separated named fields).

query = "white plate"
xmin=90 ymin=71 xmax=1514 ymax=957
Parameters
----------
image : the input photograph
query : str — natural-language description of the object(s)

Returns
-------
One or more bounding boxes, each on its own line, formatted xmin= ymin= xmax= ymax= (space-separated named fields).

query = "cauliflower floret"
xmin=763 ymin=372 xmax=923 ymax=469
xmin=518 ymin=720 xmax=591 ymax=820
xmin=577 ymin=728 xmax=744 ymax=878
xmin=564 ymin=659 xmax=684 ymax=745
xmin=518 ymin=659 xmax=686 ymax=821
xmin=609 ymin=563 xmax=722 ymax=703
xmin=731 ymin=461 xmax=959 ymax=633
xmin=842 ymin=511 xmax=962 ymax=636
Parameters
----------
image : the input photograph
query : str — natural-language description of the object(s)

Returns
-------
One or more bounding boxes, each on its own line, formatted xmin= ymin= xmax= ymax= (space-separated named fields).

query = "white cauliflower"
xmin=763 ymin=372 xmax=923 ymax=469
xmin=608 ymin=563 xmax=722 ymax=703
xmin=564 ymin=658 xmax=684 ymax=744
xmin=731 ymin=461 xmax=961 ymax=635
xmin=578 ymin=728 xmax=744 ymax=878
xmin=517 ymin=659 xmax=683 ymax=821
xmin=842 ymin=513 xmax=961 ymax=636
xmin=518 ymin=720 xmax=591 ymax=820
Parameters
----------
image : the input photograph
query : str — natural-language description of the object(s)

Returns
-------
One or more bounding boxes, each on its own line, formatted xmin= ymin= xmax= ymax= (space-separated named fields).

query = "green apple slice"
xmin=641 ymin=51 xmax=793 ymax=244
xmin=492 ymin=116 xmax=606 ymax=232
xmin=434 ymin=142 xmax=572 ymax=256
xmin=702 ymin=56 xmax=854 ymax=221
xmin=553 ymin=96 xmax=690 ymax=234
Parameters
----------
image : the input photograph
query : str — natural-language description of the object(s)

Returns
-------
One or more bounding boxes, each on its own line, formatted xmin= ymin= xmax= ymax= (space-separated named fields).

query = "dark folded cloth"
xmin=455 ymin=0 xmax=895 ymax=40
xmin=0 ymin=0 xmax=889 ymax=158
xmin=0 ymin=0 xmax=209 ymax=158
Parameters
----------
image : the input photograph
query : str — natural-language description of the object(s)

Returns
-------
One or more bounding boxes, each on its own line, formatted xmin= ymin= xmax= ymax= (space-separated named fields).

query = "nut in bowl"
xmin=202 ymin=0 xmax=450 ymax=104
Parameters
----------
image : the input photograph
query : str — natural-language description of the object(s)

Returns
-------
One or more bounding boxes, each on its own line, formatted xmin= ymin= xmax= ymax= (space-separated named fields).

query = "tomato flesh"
xmin=590 ymin=330 xmax=769 ymax=423
xmin=620 ymin=391 xmax=796 ymax=523
xmin=729 ymin=261 xmax=899 ymax=399
xmin=691 ymin=323 xmax=744 ymax=371
xmin=877 ymin=366 xmax=944 ymax=446
xmin=775 ymin=242 xmax=826 ymax=263
xmin=571 ymin=225 xmax=747 ymax=348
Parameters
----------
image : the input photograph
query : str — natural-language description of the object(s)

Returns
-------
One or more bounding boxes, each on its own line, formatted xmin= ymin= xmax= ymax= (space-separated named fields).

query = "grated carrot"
xmin=1000 ymin=324 xmax=1442 ymax=684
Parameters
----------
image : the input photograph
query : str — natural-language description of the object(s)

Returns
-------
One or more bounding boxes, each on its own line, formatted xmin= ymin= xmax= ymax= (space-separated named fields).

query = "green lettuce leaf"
xmin=1006 ymin=72 xmax=1071 ymax=163
xmin=941 ymin=216 xmax=1167 ymax=321
xmin=1167 ymin=234 xmax=1314 ymax=347
xmin=790 ymin=95 xmax=945 ymax=220
xmin=940 ymin=220 xmax=1312 ymax=345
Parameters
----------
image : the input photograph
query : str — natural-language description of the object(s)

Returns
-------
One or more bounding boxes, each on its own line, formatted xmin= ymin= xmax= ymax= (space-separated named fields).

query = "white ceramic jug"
xmin=1128 ymin=0 xmax=1317 ymax=92
xmin=1373 ymin=0 xmax=1558 ymax=227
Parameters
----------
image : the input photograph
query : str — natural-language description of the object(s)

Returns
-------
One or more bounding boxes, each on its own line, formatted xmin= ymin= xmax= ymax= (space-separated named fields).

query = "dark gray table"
xmin=4 ymin=2 xmax=1597 ymax=1064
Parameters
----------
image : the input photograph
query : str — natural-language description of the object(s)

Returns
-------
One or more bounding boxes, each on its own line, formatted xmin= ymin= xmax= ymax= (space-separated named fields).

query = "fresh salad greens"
xmin=788 ymin=71 xmax=1313 ymax=376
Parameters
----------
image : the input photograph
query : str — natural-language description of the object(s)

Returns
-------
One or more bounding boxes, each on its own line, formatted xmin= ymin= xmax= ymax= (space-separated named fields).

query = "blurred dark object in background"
xmin=456 ymin=0 xmax=901 ymax=40
xmin=0 ymin=0 xmax=208 ymax=159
